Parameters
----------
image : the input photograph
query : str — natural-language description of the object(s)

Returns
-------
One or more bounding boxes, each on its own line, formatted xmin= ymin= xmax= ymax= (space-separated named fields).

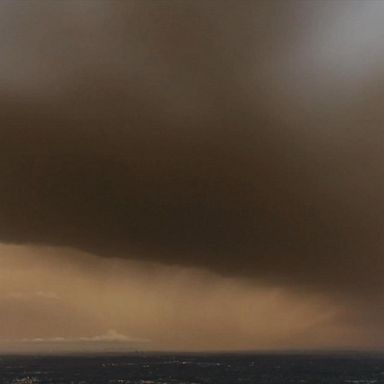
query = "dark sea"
xmin=1 ymin=353 xmax=383 ymax=384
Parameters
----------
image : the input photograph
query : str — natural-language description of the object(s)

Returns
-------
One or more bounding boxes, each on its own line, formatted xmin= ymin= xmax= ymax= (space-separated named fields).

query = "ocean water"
xmin=1 ymin=353 xmax=384 ymax=384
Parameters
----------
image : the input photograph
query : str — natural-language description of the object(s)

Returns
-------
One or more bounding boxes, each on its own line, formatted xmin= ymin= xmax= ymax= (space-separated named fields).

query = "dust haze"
xmin=1 ymin=0 xmax=384 ymax=351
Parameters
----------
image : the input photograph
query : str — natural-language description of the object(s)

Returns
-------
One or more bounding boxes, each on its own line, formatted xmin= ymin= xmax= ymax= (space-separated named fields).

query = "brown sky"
xmin=0 ymin=244 xmax=370 ymax=353
xmin=1 ymin=0 xmax=384 ymax=352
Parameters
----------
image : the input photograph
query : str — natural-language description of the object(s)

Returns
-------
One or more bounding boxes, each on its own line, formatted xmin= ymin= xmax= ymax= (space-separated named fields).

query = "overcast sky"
xmin=1 ymin=0 xmax=384 ymax=352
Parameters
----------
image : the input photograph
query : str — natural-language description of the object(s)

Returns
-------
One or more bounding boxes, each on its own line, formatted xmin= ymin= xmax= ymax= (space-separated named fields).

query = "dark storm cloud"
xmin=1 ymin=0 xmax=384 ymax=294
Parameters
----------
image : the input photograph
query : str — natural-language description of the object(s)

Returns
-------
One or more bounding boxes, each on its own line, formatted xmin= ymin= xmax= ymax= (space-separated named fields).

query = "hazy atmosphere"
xmin=1 ymin=0 xmax=384 ymax=353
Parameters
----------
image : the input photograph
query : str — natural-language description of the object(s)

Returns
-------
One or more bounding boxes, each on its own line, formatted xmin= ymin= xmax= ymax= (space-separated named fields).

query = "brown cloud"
xmin=0 ymin=0 xmax=384 ymax=333
xmin=0 ymin=244 xmax=367 ymax=352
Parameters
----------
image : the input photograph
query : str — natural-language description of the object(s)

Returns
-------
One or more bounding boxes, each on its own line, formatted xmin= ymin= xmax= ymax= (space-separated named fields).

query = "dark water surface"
xmin=1 ymin=353 xmax=384 ymax=383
